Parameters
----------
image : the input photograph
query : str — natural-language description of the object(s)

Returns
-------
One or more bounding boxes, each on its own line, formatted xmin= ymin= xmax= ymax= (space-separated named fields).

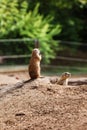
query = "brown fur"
xmin=28 ymin=48 xmax=42 ymax=79
xmin=57 ymin=72 xmax=71 ymax=85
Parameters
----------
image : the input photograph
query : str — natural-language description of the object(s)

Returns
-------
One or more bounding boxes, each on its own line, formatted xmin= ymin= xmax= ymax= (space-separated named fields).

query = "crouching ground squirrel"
xmin=28 ymin=48 xmax=42 ymax=79
xmin=57 ymin=72 xmax=71 ymax=85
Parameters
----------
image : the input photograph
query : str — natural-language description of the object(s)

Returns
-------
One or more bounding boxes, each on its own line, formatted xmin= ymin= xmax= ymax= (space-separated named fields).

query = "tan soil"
xmin=0 ymin=72 xmax=87 ymax=130
xmin=0 ymin=74 xmax=22 ymax=85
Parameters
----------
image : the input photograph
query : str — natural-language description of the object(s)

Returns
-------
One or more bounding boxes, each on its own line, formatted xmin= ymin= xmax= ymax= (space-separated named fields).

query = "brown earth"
xmin=0 ymin=72 xmax=87 ymax=130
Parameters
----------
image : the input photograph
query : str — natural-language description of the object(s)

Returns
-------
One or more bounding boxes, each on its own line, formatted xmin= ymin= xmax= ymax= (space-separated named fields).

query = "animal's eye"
xmin=35 ymin=50 xmax=38 ymax=52
xmin=35 ymin=50 xmax=38 ymax=54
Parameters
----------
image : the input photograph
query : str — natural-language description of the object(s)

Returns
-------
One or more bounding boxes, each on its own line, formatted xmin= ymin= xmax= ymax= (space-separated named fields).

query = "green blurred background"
xmin=0 ymin=0 xmax=87 ymax=75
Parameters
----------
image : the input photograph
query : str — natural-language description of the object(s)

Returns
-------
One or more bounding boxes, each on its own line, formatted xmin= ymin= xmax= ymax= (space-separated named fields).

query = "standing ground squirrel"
xmin=57 ymin=72 xmax=71 ymax=85
xmin=28 ymin=48 xmax=42 ymax=79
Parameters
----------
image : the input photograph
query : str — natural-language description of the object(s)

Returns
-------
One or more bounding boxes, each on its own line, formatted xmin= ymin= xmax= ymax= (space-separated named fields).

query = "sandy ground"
xmin=0 ymin=72 xmax=87 ymax=130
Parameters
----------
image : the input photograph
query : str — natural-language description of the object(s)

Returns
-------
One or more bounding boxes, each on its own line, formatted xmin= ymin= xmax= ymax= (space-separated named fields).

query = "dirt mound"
xmin=0 ymin=74 xmax=22 ymax=85
xmin=0 ymin=73 xmax=87 ymax=130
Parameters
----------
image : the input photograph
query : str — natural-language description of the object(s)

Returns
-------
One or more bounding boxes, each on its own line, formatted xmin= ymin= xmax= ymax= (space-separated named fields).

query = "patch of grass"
xmin=42 ymin=65 xmax=87 ymax=76
xmin=0 ymin=65 xmax=87 ymax=76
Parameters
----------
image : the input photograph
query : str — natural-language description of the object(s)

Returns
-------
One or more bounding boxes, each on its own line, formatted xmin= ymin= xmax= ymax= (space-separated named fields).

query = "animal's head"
xmin=61 ymin=72 xmax=71 ymax=79
xmin=32 ymin=48 xmax=41 ymax=60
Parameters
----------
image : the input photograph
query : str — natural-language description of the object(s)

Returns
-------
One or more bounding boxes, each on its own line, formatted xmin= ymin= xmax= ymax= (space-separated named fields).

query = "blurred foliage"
xmin=79 ymin=0 xmax=87 ymax=4
xmin=0 ymin=0 xmax=87 ymax=64
xmin=0 ymin=0 xmax=61 ymax=63
xmin=27 ymin=0 xmax=87 ymax=46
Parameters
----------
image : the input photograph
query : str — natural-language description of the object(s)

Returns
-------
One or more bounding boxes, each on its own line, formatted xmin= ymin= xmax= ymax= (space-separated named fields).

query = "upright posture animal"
xmin=28 ymin=48 xmax=42 ymax=79
xmin=57 ymin=72 xmax=71 ymax=85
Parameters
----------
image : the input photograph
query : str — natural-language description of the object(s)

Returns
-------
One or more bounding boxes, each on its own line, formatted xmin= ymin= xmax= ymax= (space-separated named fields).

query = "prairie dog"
xmin=28 ymin=48 xmax=42 ymax=79
xmin=57 ymin=72 xmax=71 ymax=85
